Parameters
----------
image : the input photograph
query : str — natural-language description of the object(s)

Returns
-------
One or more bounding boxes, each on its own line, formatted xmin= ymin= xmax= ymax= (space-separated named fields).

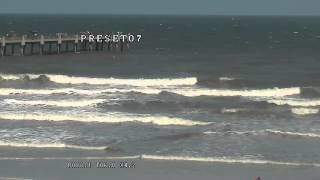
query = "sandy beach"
xmin=0 ymin=158 xmax=319 ymax=180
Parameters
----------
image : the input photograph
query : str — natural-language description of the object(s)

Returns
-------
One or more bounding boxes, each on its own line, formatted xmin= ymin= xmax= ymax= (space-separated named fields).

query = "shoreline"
xmin=0 ymin=157 xmax=319 ymax=180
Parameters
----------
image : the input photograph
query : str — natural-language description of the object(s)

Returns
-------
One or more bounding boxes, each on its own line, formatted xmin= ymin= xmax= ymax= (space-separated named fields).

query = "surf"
xmin=171 ymin=87 xmax=300 ymax=97
xmin=3 ymin=99 xmax=105 ymax=107
xmin=265 ymin=129 xmax=320 ymax=138
xmin=0 ymin=74 xmax=197 ymax=86
xmin=0 ymin=112 xmax=211 ymax=126
xmin=141 ymin=155 xmax=320 ymax=167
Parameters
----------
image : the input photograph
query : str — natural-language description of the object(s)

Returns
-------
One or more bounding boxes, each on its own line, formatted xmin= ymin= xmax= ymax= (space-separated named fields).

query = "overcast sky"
xmin=1 ymin=0 xmax=320 ymax=15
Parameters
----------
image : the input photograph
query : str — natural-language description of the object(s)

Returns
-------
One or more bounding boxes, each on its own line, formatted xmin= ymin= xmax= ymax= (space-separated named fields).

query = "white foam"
xmin=0 ymin=74 xmax=21 ymax=80
xmin=203 ymin=131 xmax=219 ymax=134
xmin=219 ymin=77 xmax=235 ymax=81
xmin=141 ymin=155 xmax=320 ymax=167
xmin=268 ymin=99 xmax=320 ymax=107
xmin=0 ymin=74 xmax=197 ymax=86
xmin=3 ymin=99 xmax=105 ymax=107
xmin=0 ymin=88 xmax=160 ymax=96
xmin=291 ymin=108 xmax=319 ymax=115
xmin=266 ymin=129 xmax=320 ymax=138
xmin=0 ymin=154 xmax=318 ymax=167
xmin=0 ymin=141 xmax=107 ymax=150
xmin=0 ymin=86 xmax=300 ymax=98
xmin=221 ymin=108 xmax=245 ymax=113
xmin=203 ymin=130 xmax=257 ymax=135
xmin=0 ymin=156 xmax=141 ymax=160
xmin=0 ymin=112 xmax=210 ymax=126
xmin=171 ymin=87 xmax=300 ymax=97
xmin=0 ymin=88 xmax=105 ymax=96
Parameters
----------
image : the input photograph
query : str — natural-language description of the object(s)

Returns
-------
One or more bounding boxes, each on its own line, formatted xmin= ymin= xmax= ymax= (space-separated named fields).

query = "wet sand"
xmin=0 ymin=158 xmax=319 ymax=180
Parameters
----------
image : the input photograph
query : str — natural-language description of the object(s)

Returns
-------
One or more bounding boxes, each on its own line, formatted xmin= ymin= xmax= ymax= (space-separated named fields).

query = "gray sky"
xmin=1 ymin=0 xmax=320 ymax=15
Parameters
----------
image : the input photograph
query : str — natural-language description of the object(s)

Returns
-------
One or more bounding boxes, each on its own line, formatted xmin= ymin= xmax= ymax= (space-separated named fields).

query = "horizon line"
xmin=0 ymin=12 xmax=320 ymax=17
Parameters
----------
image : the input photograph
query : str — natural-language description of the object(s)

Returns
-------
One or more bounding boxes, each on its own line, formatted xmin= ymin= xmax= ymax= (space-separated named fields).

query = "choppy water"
xmin=1 ymin=15 xmax=320 ymax=166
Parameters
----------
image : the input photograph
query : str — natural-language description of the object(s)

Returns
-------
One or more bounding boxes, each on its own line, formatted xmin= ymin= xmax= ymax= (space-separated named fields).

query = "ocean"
xmin=0 ymin=14 xmax=320 ymax=167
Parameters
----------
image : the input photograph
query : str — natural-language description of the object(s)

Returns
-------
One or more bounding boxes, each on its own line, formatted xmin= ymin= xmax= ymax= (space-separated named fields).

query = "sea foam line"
xmin=0 ymin=74 xmax=197 ymax=86
xmin=268 ymin=98 xmax=320 ymax=107
xmin=3 ymin=99 xmax=105 ymax=107
xmin=0 ymin=141 xmax=108 ymax=150
xmin=0 ymin=88 xmax=160 ymax=96
xmin=291 ymin=108 xmax=319 ymax=115
xmin=0 ymin=87 xmax=300 ymax=98
xmin=0 ymin=155 xmax=318 ymax=167
xmin=0 ymin=156 xmax=141 ymax=160
xmin=265 ymin=129 xmax=320 ymax=138
xmin=0 ymin=113 xmax=210 ymax=126
xmin=171 ymin=87 xmax=300 ymax=97
xmin=140 ymin=155 xmax=320 ymax=167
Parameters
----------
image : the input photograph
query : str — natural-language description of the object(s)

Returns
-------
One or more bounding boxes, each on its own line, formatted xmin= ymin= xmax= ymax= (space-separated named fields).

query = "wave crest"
xmin=0 ymin=141 xmax=108 ymax=150
xmin=0 ymin=112 xmax=210 ymax=126
xmin=268 ymin=99 xmax=320 ymax=107
xmin=0 ymin=74 xmax=197 ymax=86
xmin=171 ymin=87 xmax=300 ymax=97
xmin=141 ymin=155 xmax=320 ymax=167
xmin=265 ymin=129 xmax=320 ymax=138
xmin=4 ymin=99 xmax=105 ymax=107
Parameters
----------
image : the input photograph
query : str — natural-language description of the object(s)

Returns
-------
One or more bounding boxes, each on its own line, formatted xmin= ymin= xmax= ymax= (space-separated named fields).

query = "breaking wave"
xmin=0 ymin=88 xmax=159 ymax=96
xmin=219 ymin=77 xmax=236 ymax=81
xmin=0 ymin=141 xmax=108 ymax=150
xmin=171 ymin=87 xmax=300 ymax=97
xmin=141 ymin=155 xmax=320 ymax=167
xmin=0 ymin=112 xmax=210 ymax=126
xmin=0 ymin=87 xmax=300 ymax=98
xmin=0 ymin=74 xmax=197 ymax=86
xmin=267 ymin=98 xmax=320 ymax=107
xmin=3 ymin=99 xmax=105 ymax=107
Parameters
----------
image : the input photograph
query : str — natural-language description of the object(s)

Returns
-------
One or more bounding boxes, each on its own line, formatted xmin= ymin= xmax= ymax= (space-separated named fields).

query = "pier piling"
xmin=40 ymin=35 xmax=45 ymax=55
xmin=30 ymin=43 xmax=34 ymax=55
xmin=21 ymin=35 xmax=26 ymax=56
xmin=1 ymin=36 xmax=5 ymax=57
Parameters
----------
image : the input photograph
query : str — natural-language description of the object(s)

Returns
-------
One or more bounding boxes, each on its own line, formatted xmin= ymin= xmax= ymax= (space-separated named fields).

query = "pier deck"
xmin=0 ymin=33 xmax=130 ymax=56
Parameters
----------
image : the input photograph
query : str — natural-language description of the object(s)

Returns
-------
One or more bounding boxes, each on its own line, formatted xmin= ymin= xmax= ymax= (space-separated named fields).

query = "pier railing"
xmin=0 ymin=33 xmax=130 ymax=56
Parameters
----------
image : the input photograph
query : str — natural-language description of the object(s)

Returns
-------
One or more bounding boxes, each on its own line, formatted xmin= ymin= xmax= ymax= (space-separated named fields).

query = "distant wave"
xmin=171 ymin=87 xmax=300 ymax=97
xmin=203 ymin=129 xmax=320 ymax=139
xmin=0 ymin=112 xmax=210 ymax=126
xmin=291 ymin=108 xmax=319 ymax=115
xmin=0 ymin=74 xmax=197 ymax=86
xmin=221 ymin=108 xmax=246 ymax=113
xmin=0 ymin=177 xmax=32 ymax=180
xmin=0 ymin=88 xmax=160 ymax=96
xmin=268 ymin=98 xmax=320 ymax=107
xmin=141 ymin=155 xmax=320 ymax=167
xmin=219 ymin=77 xmax=236 ymax=81
xmin=265 ymin=129 xmax=320 ymax=138
xmin=3 ymin=99 xmax=105 ymax=107
xmin=0 ymin=88 xmax=105 ymax=96
xmin=0 ymin=141 xmax=108 ymax=150
xmin=203 ymin=130 xmax=256 ymax=136
xmin=0 ymin=87 xmax=300 ymax=98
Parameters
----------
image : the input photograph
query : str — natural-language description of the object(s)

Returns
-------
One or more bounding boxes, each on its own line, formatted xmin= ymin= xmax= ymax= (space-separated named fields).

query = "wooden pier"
xmin=0 ymin=33 xmax=130 ymax=56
